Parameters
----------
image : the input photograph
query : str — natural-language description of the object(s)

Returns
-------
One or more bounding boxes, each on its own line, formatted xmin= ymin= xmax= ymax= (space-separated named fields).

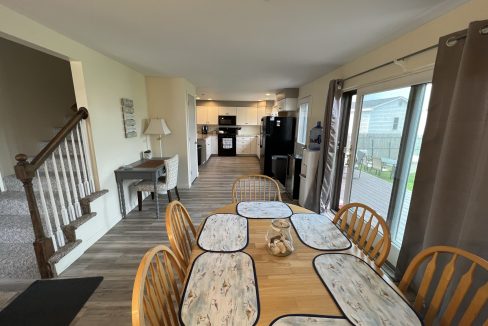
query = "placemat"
xmin=290 ymin=214 xmax=351 ymax=251
xmin=271 ymin=314 xmax=352 ymax=325
xmin=237 ymin=201 xmax=292 ymax=219
xmin=197 ymin=214 xmax=248 ymax=252
xmin=313 ymin=254 xmax=422 ymax=326
xmin=180 ymin=252 xmax=259 ymax=325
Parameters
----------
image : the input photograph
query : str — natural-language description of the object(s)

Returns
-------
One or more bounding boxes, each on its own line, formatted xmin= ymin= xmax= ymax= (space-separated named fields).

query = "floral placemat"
xmin=197 ymin=214 xmax=248 ymax=252
xmin=180 ymin=252 xmax=259 ymax=325
xmin=271 ymin=314 xmax=352 ymax=325
xmin=236 ymin=201 xmax=292 ymax=219
xmin=290 ymin=214 xmax=351 ymax=251
xmin=313 ymin=253 xmax=422 ymax=326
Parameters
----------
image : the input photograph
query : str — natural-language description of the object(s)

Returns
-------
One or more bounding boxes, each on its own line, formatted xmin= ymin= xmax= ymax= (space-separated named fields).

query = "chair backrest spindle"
xmin=232 ymin=174 xmax=282 ymax=202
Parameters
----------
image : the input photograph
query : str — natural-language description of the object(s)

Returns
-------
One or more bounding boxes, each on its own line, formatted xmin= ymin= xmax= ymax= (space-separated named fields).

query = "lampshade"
xmin=144 ymin=118 xmax=171 ymax=136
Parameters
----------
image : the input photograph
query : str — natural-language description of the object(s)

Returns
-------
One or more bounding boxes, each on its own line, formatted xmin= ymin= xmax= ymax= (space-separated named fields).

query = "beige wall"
xmin=146 ymin=77 xmax=196 ymax=188
xmin=299 ymin=0 xmax=488 ymax=140
xmin=0 ymin=37 xmax=76 ymax=176
xmin=0 ymin=5 xmax=150 ymax=225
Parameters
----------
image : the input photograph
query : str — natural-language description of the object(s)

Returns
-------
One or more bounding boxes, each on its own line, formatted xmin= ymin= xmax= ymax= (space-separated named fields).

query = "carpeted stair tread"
xmin=0 ymin=215 xmax=35 ymax=243
xmin=48 ymin=240 xmax=82 ymax=265
xmin=0 ymin=243 xmax=40 ymax=279
xmin=0 ymin=191 xmax=29 ymax=215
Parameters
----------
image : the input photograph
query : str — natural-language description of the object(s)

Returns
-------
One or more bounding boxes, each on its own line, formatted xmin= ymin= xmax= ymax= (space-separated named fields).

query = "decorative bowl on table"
xmin=265 ymin=219 xmax=294 ymax=256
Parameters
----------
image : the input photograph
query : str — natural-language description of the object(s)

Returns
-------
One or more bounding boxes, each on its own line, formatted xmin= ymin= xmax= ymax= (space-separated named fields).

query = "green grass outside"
xmin=361 ymin=168 xmax=416 ymax=191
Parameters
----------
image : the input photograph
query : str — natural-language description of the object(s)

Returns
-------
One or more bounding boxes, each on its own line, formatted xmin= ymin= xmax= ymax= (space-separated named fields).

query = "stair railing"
xmin=14 ymin=107 xmax=96 ymax=278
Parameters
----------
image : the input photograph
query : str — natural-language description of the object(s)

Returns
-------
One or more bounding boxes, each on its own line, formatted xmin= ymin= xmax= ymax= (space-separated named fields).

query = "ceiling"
xmin=1 ymin=0 xmax=468 ymax=100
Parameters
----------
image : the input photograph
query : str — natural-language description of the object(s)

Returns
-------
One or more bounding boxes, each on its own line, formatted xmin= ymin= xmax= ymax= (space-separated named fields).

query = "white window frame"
xmin=297 ymin=96 xmax=311 ymax=145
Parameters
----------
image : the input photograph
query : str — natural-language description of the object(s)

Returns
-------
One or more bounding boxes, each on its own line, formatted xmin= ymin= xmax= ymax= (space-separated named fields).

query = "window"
xmin=393 ymin=117 xmax=399 ymax=130
xmin=297 ymin=100 xmax=309 ymax=145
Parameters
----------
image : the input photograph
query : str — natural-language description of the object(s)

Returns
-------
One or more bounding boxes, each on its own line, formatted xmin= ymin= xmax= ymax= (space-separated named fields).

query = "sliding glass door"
xmin=333 ymin=79 xmax=432 ymax=264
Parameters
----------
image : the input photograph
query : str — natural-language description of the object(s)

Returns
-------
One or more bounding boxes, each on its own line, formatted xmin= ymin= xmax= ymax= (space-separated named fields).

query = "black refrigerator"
xmin=260 ymin=116 xmax=296 ymax=176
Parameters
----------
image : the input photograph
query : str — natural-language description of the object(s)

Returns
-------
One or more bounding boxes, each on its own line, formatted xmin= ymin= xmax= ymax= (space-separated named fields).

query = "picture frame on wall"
xmin=121 ymin=98 xmax=137 ymax=138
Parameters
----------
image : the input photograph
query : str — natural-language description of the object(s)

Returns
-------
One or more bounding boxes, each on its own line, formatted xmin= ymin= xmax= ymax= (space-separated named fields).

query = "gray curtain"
xmin=305 ymin=79 xmax=343 ymax=213
xmin=397 ymin=20 xmax=488 ymax=274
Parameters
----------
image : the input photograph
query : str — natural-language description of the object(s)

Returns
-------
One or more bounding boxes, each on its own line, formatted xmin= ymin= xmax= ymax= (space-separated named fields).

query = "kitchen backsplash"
xmin=197 ymin=125 xmax=259 ymax=136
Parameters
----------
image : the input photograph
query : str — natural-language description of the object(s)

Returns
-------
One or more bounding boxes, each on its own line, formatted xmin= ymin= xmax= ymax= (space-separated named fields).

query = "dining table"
xmin=181 ymin=202 xmax=420 ymax=326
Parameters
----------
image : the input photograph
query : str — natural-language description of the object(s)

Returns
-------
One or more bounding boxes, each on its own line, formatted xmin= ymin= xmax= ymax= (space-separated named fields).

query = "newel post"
xmin=15 ymin=154 xmax=55 ymax=278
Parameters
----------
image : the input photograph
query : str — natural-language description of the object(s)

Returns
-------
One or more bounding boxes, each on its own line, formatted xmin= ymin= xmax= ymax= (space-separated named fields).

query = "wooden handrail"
xmin=29 ymin=107 xmax=88 ymax=170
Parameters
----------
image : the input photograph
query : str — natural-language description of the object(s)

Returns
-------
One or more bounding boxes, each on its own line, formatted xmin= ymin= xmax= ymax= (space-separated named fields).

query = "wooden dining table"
xmin=185 ymin=202 xmax=406 ymax=325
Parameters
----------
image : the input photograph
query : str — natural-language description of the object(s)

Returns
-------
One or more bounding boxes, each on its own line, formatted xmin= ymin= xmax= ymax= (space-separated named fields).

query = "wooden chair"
xmin=132 ymin=245 xmax=186 ymax=326
xmin=399 ymin=246 xmax=488 ymax=326
xmin=333 ymin=202 xmax=391 ymax=267
xmin=135 ymin=155 xmax=180 ymax=211
xmin=232 ymin=174 xmax=282 ymax=202
xmin=165 ymin=200 xmax=197 ymax=270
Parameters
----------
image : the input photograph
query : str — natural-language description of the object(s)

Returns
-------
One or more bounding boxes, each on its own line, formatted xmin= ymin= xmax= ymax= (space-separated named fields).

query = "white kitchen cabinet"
xmin=205 ymin=137 xmax=212 ymax=162
xmin=218 ymin=107 xmax=237 ymax=116
xmin=237 ymin=107 xmax=258 ymax=125
xmin=210 ymin=135 xmax=218 ymax=155
xmin=256 ymin=137 xmax=260 ymax=158
xmin=236 ymin=108 xmax=247 ymax=126
xmin=276 ymin=98 xmax=298 ymax=112
xmin=197 ymin=106 xmax=219 ymax=125
xmin=196 ymin=106 xmax=207 ymax=125
xmin=236 ymin=136 xmax=253 ymax=155
xmin=207 ymin=106 xmax=219 ymax=125
xmin=250 ymin=136 xmax=257 ymax=154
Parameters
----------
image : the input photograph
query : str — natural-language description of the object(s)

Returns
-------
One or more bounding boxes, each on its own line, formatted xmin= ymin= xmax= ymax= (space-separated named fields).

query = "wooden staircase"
xmin=13 ymin=107 xmax=107 ymax=278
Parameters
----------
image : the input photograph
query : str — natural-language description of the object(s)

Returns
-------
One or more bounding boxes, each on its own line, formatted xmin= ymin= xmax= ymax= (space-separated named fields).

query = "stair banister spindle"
xmin=70 ymin=130 xmax=86 ymax=199
xmin=57 ymin=147 xmax=76 ymax=222
xmin=64 ymin=139 xmax=82 ymax=217
xmin=76 ymin=124 xmax=91 ymax=195
xmin=43 ymin=163 xmax=65 ymax=247
xmin=80 ymin=120 xmax=96 ymax=193
xmin=36 ymin=170 xmax=58 ymax=251
xmin=51 ymin=152 xmax=70 ymax=226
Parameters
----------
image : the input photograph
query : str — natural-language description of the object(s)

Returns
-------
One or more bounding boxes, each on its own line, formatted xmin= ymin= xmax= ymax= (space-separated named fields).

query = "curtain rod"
xmin=343 ymin=30 xmax=476 ymax=82
xmin=343 ymin=44 xmax=439 ymax=82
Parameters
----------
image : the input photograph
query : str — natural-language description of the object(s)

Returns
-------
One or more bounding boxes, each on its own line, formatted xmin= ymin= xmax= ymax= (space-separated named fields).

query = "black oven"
xmin=218 ymin=115 xmax=236 ymax=126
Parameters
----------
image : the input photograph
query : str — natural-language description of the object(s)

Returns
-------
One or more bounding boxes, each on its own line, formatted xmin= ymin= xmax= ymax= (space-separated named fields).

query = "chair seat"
xmin=134 ymin=180 xmax=168 ymax=192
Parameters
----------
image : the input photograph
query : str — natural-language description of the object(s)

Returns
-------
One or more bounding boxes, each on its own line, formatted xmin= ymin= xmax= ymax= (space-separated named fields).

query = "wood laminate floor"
xmin=0 ymin=156 xmax=293 ymax=325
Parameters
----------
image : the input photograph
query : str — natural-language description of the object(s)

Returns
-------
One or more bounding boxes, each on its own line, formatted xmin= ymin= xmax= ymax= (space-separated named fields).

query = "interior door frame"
xmin=186 ymin=93 xmax=198 ymax=185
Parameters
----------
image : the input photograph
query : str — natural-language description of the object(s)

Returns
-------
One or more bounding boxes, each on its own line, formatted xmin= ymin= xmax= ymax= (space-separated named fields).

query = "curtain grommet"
xmin=479 ymin=25 xmax=488 ymax=35
xmin=446 ymin=37 xmax=458 ymax=47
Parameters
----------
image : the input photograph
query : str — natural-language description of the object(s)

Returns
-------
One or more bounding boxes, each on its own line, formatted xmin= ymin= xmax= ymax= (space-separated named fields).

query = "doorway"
xmin=331 ymin=78 xmax=432 ymax=263
xmin=187 ymin=94 xmax=198 ymax=184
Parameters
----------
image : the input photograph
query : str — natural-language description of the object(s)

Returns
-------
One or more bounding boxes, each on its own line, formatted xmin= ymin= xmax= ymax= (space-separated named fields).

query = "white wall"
xmin=0 ymin=5 xmax=150 ymax=237
xmin=0 ymin=37 xmax=76 ymax=176
xmin=146 ymin=77 xmax=196 ymax=188
xmin=299 ymin=0 xmax=488 ymax=141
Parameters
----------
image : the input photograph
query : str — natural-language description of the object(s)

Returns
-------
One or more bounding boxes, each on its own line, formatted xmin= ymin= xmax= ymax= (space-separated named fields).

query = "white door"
xmin=187 ymin=94 xmax=198 ymax=184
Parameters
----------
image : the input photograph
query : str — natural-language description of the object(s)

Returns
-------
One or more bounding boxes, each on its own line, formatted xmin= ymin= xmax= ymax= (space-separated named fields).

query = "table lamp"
xmin=144 ymin=118 xmax=172 ymax=157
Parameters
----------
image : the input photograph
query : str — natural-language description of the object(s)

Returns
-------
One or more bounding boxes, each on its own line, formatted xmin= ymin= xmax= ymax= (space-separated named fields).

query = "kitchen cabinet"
xmin=236 ymin=107 xmax=258 ymax=125
xmin=205 ymin=137 xmax=212 ymax=162
xmin=257 ymin=107 xmax=266 ymax=123
xmin=210 ymin=135 xmax=218 ymax=155
xmin=207 ymin=106 xmax=219 ymax=125
xmin=275 ymin=98 xmax=298 ymax=112
xmin=196 ymin=106 xmax=219 ymax=125
xmin=196 ymin=106 xmax=207 ymax=125
xmin=236 ymin=136 xmax=254 ymax=155
xmin=250 ymin=136 xmax=257 ymax=154
xmin=218 ymin=106 xmax=237 ymax=116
